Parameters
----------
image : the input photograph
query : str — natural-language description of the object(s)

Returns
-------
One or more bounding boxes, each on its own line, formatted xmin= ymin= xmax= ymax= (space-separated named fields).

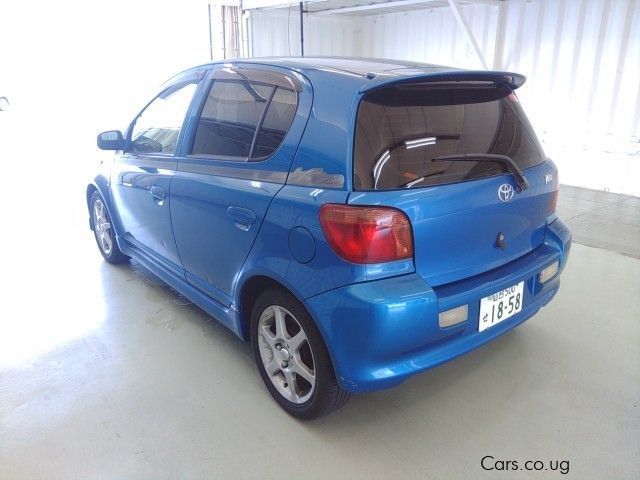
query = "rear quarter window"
xmin=251 ymin=87 xmax=297 ymax=160
xmin=354 ymin=82 xmax=546 ymax=190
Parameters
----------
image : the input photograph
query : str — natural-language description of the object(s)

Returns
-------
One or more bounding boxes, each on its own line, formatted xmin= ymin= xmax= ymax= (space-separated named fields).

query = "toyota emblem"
xmin=498 ymin=184 xmax=514 ymax=202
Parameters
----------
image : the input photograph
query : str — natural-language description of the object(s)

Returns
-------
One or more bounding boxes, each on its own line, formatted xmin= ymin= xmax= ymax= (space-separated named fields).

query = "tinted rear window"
xmin=354 ymin=82 xmax=546 ymax=190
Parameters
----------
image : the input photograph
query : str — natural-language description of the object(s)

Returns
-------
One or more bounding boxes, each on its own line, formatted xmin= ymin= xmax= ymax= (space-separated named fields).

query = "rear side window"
xmin=354 ymin=82 xmax=546 ymax=190
xmin=191 ymin=80 xmax=297 ymax=160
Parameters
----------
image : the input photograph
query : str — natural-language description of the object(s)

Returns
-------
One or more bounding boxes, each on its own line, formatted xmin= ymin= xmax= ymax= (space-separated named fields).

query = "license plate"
xmin=478 ymin=282 xmax=524 ymax=332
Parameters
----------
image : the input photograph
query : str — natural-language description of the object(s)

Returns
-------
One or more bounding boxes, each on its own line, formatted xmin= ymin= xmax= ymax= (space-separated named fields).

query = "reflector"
xmin=540 ymin=261 xmax=559 ymax=283
xmin=439 ymin=305 xmax=469 ymax=328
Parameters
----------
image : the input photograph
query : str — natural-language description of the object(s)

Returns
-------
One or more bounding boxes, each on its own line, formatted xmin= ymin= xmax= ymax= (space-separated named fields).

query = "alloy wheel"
xmin=93 ymin=199 xmax=113 ymax=255
xmin=257 ymin=305 xmax=316 ymax=404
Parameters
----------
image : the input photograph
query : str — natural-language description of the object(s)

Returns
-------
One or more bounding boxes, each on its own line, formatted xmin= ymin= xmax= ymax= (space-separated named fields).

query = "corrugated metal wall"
xmin=496 ymin=0 xmax=640 ymax=139
xmin=359 ymin=3 xmax=498 ymax=68
xmin=249 ymin=0 xmax=640 ymax=194
xmin=250 ymin=9 xmax=362 ymax=57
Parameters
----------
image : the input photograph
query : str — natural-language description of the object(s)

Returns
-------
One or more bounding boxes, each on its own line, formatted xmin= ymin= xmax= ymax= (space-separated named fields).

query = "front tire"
xmin=90 ymin=191 xmax=128 ymax=264
xmin=250 ymin=288 xmax=350 ymax=419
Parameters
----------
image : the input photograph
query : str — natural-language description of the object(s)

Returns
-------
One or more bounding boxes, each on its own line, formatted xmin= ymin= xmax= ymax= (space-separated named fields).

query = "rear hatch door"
xmin=349 ymin=74 xmax=558 ymax=287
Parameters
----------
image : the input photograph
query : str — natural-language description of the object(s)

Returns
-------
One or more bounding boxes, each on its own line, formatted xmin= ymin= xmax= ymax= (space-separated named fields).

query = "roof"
xmin=202 ymin=56 xmax=526 ymax=92
xmin=219 ymin=56 xmax=455 ymax=77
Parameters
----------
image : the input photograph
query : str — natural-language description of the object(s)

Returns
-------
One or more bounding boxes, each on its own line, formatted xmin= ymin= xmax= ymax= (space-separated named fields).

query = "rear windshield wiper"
xmin=372 ymin=134 xmax=460 ymax=188
xmin=432 ymin=154 xmax=529 ymax=191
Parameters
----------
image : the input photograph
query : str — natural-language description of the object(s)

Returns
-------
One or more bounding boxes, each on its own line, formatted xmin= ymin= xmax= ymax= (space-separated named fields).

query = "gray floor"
xmin=1 ymin=186 xmax=639 ymax=479
xmin=558 ymin=185 xmax=640 ymax=259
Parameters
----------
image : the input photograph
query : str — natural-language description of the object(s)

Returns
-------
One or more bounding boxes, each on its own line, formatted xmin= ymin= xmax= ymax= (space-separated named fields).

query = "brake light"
xmin=319 ymin=204 xmax=413 ymax=264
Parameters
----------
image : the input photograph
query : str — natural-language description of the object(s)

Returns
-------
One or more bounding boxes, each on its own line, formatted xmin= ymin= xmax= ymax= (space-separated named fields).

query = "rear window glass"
xmin=354 ymin=82 xmax=546 ymax=190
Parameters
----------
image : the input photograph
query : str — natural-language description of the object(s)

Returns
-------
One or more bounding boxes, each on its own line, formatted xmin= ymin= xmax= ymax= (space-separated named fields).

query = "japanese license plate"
xmin=478 ymin=282 xmax=524 ymax=332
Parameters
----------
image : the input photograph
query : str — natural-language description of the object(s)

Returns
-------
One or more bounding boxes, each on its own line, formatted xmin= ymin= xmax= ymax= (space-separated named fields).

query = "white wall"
xmin=248 ymin=0 xmax=640 ymax=195
xmin=250 ymin=9 xmax=363 ymax=57
xmin=0 ymin=0 xmax=212 ymax=234
xmin=359 ymin=3 xmax=499 ymax=68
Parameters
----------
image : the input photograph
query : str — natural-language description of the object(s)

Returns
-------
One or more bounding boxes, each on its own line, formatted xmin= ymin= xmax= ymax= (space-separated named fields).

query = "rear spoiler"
xmin=359 ymin=69 xmax=527 ymax=93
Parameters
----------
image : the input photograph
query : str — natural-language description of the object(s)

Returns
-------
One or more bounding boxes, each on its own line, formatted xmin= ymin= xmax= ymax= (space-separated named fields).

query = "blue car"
xmin=89 ymin=57 xmax=571 ymax=419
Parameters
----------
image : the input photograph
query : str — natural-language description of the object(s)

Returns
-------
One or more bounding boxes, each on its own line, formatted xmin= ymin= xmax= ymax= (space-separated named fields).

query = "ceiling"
xmin=245 ymin=0 xmax=501 ymax=16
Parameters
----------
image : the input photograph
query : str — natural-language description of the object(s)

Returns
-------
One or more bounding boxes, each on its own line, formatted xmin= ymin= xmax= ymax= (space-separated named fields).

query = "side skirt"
xmin=119 ymin=236 xmax=243 ymax=338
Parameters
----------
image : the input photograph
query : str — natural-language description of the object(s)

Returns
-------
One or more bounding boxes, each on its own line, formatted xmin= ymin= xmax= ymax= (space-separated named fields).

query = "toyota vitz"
xmin=88 ymin=57 xmax=571 ymax=419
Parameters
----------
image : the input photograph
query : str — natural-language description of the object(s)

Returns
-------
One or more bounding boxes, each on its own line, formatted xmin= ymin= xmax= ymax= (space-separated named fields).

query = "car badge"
xmin=498 ymin=184 xmax=514 ymax=202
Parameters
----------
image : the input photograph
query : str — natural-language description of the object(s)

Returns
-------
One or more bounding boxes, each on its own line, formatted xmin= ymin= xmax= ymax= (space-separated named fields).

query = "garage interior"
xmin=1 ymin=0 xmax=638 ymax=479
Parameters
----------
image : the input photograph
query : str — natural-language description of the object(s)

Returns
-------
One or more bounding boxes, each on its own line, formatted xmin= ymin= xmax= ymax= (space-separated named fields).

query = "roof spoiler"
xmin=360 ymin=69 xmax=527 ymax=93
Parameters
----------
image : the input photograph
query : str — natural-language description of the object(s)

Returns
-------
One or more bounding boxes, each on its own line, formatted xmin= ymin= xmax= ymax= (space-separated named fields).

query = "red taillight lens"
xmin=319 ymin=204 xmax=413 ymax=264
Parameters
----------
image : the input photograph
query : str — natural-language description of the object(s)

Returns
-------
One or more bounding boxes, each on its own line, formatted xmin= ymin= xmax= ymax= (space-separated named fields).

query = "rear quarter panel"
xmin=236 ymin=69 xmax=415 ymax=305
xmin=286 ymin=69 xmax=363 ymax=191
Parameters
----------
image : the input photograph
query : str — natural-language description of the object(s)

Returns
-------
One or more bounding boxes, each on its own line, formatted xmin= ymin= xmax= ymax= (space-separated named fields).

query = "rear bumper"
xmin=307 ymin=219 xmax=572 ymax=393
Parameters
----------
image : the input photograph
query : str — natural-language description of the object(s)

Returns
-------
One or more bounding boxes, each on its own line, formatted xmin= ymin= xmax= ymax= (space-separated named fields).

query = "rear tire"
xmin=90 ymin=191 xmax=128 ymax=264
xmin=250 ymin=288 xmax=350 ymax=419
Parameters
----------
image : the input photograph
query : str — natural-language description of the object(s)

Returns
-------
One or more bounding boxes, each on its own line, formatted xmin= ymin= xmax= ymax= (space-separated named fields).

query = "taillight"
xmin=319 ymin=204 xmax=413 ymax=264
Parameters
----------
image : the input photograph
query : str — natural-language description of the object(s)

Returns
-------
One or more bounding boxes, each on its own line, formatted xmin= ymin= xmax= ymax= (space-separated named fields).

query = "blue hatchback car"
xmin=89 ymin=57 xmax=571 ymax=419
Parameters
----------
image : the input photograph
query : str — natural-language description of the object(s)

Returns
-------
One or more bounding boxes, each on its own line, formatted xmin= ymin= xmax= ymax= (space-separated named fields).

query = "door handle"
xmin=149 ymin=186 xmax=166 ymax=203
xmin=227 ymin=206 xmax=257 ymax=231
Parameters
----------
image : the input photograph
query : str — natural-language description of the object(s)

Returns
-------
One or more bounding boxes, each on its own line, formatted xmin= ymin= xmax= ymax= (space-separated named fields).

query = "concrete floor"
xmin=558 ymin=185 xmax=640 ymax=259
xmin=1 ymin=188 xmax=639 ymax=479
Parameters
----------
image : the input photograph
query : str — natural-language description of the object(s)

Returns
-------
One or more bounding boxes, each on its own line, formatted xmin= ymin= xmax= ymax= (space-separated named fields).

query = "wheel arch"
xmin=86 ymin=176 xmax=125 ymax=245
xmin=236 ymin=272 xmax=343 ymax=383
xmin=86 ymin=184 xmax=98 ymax=230
xmin=237 ymin=275 xmax=290 ymax=341
xmin=86 ymin=176 xmax=113 ymax=220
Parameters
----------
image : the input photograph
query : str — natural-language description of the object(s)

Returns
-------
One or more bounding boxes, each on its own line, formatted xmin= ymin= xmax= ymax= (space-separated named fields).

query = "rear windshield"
xmin=353 ymin=82 xmax=546 ymax=190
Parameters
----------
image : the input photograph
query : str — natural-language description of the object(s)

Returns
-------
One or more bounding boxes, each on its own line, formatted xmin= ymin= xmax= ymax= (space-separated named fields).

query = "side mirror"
xmin=97 ymin=130 xmax=125 ymax=151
